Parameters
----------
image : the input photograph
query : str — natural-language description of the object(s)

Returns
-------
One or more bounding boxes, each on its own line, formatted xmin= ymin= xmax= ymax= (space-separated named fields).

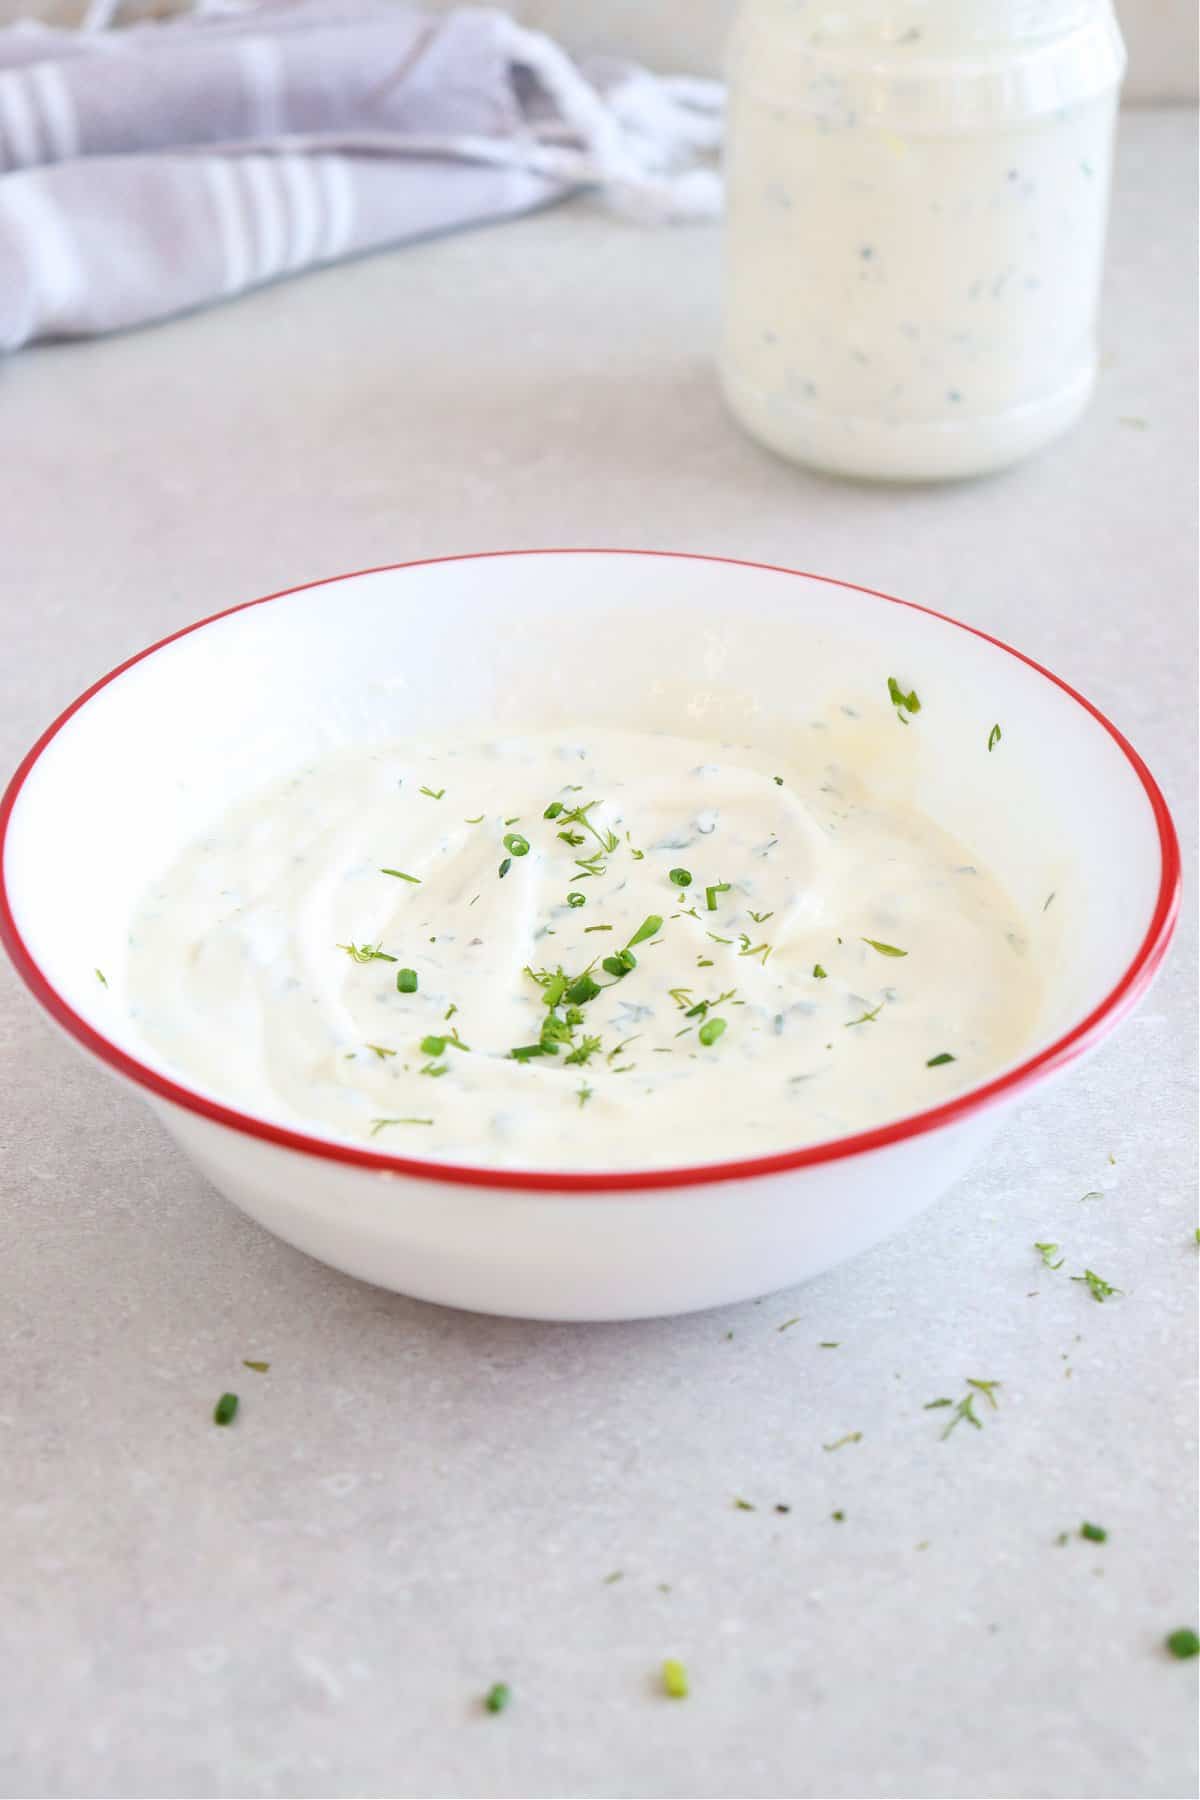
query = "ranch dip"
xmin=127 ymin=717 xmax=1038 ymax=1170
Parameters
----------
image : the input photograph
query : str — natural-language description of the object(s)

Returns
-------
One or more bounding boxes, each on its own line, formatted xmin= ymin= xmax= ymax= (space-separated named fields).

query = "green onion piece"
xmin=484 ymin=1683 xmax=512 ymax=1714
xmin=565 ymin=974 xmax=601 ymax=1006
xmin=862 ymin=938 xmax=907 ymax=957
xmin=419 ymin=786 xmax=445 ymax=800
xmin=705 ymin=882 xmax=731 ymax=912
xmin=1165 ymin=1629 xmax=1200 ymax=1659
xmin=1080 ymin=1522 xmax=1108 ymax=1543
xmin=926 ymin=1052 xmax=955 ymax=1067
xmin=396 ymin=968 xmax=418 ymax=994
xmin=379 ymin=869 xmax=421 ymax=883
xmin=698 ymin=1017 xmax=726 ymax=1047
xmin=567 ymin=892 xmax=586 ymax=908
xmin=662 ymin=1660 xmax=688 ymax=1700
xmin=213 ymin=1393 xmax=239 ymax=1427
xmin=544 ymin=801 xmax=564 ymax=819
xmin=420 ymin=1035 xmax=447 ymax=1057
xmin=988 ymin=723 xmax=1002 ymax=752
xmin=669 ymin=868 xmax=693 ymax=888
xmin=498 ymin=857 xmax=512 ymax=879
xmin=504 ymin=833 xmax=530 ymax=857
xmin=627 ymin=914 xmax=663 ymax=948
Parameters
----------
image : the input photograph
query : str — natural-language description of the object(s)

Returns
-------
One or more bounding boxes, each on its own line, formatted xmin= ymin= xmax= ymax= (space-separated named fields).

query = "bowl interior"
xmin=1 ymin=552 xmax=1174 ymax=1151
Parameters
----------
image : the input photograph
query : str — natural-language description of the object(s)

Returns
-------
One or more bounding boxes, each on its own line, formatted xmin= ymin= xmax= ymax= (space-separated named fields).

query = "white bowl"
xmin=0 ymin=552 xmax=1180 ymax=1320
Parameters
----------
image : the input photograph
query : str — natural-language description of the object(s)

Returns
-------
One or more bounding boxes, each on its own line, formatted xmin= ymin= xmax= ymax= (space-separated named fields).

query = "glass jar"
xmin=719 ymin=0 xmax=1126 ymax=481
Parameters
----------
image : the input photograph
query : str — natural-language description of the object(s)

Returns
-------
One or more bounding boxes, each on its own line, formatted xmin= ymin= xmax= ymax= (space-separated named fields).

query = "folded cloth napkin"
xmin=0 ymin=0 xmax=723 ymax=349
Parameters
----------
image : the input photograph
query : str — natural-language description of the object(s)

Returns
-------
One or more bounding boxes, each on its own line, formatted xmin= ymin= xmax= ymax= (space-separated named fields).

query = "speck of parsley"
xmin=887 ymin=676 xmax=921 ymax=720
xmin=773 ymin=775 xmax=783 ymax=785
xmin=698 ymin=1017 xmax=726 ymax=1047
xmin=733 ymin=1497 xmax=756 ymax=1511
xmin=777 ymin=1317 xmax=801 ymax=1333
xmin=1071 ymin=1268 xmax=1121 ymax=1303
xmin=338 ymin=940 xmax=397 ymax=964
xmin=1080 ymin=1522 xmax=1108 ymax=1542
xmin=627 ymin=914 xmax=663 ymax=948
xmin=669 ymin=868 xmax=693 ymax=887
xmin=544 ymin=801 xmax=564 ymax=819
xmin=812 ymin=963 xmax=828 ymax=980
xmin=602 ymin=951 xmax=636 ymax=978
xmin=503 ymin=833 xmax=530 ymax=857
xmin=924 ymin=1398 xmax=954 ymax=1410
xmin=484 ymin=1683 xmax=511 ymax=1714
xmin=379 ymin=869 xmax=421 ymax=883
xmin=662 ymin=1659 xmax=689 ymax=1699
xmin=213 ymin=1393 xmax=238 ymax=1426
xmin=242 ymin=1360 xmax=269 ymax=1373
xmin=819 ymin=1341 xmax=840 ymax=1348
xmin=705 ymin=882 xmax=731 ymax=912
xmin=926 ymin=1052 xmax=955 ymax=1067
xmin=862 ymin=937 xmax=907 ymax=957
xmin=396 ymin=968 xmax=418 ymax=993
xmin=419 ymin=785 xmax=446 ymax=800
xmin=1035 ymin=1242 xmax=1065 ymax=1268
xmin=1165 ymin=1629 xmax=1200 ymax=1659
xmin=831 ymin=1509 xmax=845 ymax=1522
xmin=987 ymin=724 xmax=1002 ymax=752
xmin=94 ymin=968 xmax=108 ymax=987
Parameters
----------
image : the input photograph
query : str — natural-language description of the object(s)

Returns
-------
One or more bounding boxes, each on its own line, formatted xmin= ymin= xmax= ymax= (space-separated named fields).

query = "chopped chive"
xmin=503 ymin=833 xmax=530 ymax=857
xmin=464 ymin=814 xmax=485 ymax=824
xmin=819 ymin=1342 xmax=840 ymax=1348
xmin=1165 ymin=1629 xmax=1200 ymax=1659
xmin=662 ymin=1659 xmax=689 ymax=1699
xmin=705 ymin=882 xmax=730 ymax=911
xmin=669 ymin=868 xmax=693 ymax=888
xmin=213 ymin=1393 xmax=238 ymax=1426
xmin=987 ymin=724 xmax=1002 ymax=753
xmin=510 ymin=1044 xmax=550 ymax=1061
xmin=584 ymin=924 xmax=614 ymax=933
xmin=484 ymin=1683 xmax=511 ymax=1714
xmin=544 ymin=801 xmax=564 ymax=819
xmin=419 ymin=785 xmax=445 ymax=800
xmin=698 ymin=1017 xmax=726 ymax=1047
xmin=862 ymin=938 xmax=907 ymax=957
xmin=498 ymin=857 xmax=512 ymax=879
xmin=566 ymin=891 xmax=586 ymax=908
xmin=366 ymin=1044 xmax=396 ymax=1061
xmin=926 ymin=1051 xmax=955 ymax=1067
xmin=379 ymin=869 xmax=421 ymax=883
xmin=822 ymin=1432 xmax=862 ymax=1451
xmin=242 ymin=1360 xmax=269 ymax=1373
xmin=369 ymin=1117 xmax=433 ymax=1132
xmin=1080 ymin=1522 xmax=1108 ymax=1543
xmin=924 ymin=1398 xmax=954 ymax=1410
xmin=396 ymin=968 xmax=418 ymax=994
xmin=627 ymin=914 xmax=663 ymax=948
xmin=812 ymin=964 xmax=827 ymax=980
xmin=844 ymin=1003 xmax=884 ymax=1027
xmin=504 ymin=816 xmax=521 ymax=827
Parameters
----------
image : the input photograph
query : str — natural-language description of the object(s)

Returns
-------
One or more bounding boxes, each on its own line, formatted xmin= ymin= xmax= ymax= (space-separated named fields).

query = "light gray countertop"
xmin=1 ymin=107 xmax=1196 ymax=1800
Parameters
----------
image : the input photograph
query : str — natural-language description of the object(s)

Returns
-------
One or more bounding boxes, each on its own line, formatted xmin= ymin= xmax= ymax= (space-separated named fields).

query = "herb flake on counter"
xmin=822 ymin=1432 xmax=862 ymax=1452
xmin=987 ymin=724 xmax=1002 ymax=752
xmin=379 ymin=869 xmax=421 ymax=883
xmin=1165 ymin=1629 xmax=1200 ymax=1659
xmin=1072 ymin=1268 xmax=1121 ymax=1302
xmin=1080 ymin=1522 xmax=1108 ymax=1543
xmin=370 ymin=1116 xmax=433 ymax=1133
xmin=213 ymin=1392 xmax=239 ymax=1426
xmin=662 ymin=1659 xmax=689 ymax=1700
xmin=1035 ymin=1242 xmax=1065 ymax=1269
xmin=339 ymin=941 xmax=397 ymax=963
xmin=484 ymin=1683 xmax=511 ymax=1715
xmin=577 ymin=1083 xmax=594 ymax=1107
xmin=926 ymin=1052 xmax=956 ymax=1067
xmin=396 ymin=968 xmax=418 ymax=993
xmin=862 ymin=938 xmax=907 ymax=957
xmin=419 ymin=785 xmax=445 ymax=800
xmin=242 ymin=1360 xmax=269 ymax=1373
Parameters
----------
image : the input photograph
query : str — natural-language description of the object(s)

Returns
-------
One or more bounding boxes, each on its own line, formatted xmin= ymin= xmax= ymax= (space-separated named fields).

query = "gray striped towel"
xmin=0 ymin=1 xmax=723 ymax=350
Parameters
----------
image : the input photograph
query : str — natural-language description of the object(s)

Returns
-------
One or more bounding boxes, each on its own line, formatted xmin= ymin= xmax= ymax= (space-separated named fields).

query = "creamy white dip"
xmin=127 ymin=722 xmax=1038 ymax=1170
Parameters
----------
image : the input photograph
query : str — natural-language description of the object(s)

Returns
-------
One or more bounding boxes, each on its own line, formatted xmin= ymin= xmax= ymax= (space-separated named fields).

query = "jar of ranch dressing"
xmin=719 ymin=0 xmax=1126 ymax=481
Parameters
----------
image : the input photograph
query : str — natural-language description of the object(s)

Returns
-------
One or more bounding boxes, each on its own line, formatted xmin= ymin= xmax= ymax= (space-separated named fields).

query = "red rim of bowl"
xmin=0 ymin=550 xmax=1182 ymax=1193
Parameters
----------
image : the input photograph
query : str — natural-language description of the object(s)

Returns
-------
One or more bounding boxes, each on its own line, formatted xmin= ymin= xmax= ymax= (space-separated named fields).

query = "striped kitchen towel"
xmin=0 ymin=1 xmax=722 ymax=350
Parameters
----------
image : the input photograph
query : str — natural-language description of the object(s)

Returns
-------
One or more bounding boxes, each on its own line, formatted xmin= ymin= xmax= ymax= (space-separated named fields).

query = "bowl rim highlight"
xmin=0 ymin=549 xmax=1181 ymax=1195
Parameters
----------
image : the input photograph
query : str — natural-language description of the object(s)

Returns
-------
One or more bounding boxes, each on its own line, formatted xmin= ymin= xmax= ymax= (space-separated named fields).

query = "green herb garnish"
xmin=338 ymin=941 xmax=397 ymax=963
xmin=1072 ymin=1268 xmax=1121 ymax=1302
xmin=419 ymin=785 xmax=445 ymax=800
xmin=369 ymin=1116 xmax=433 ymax=1132
xmin=577 ymin=1083 xmax=594 ymax=1107
xmin=503 ymin=833 xmax=530 ymax=857
xmin=484 ymin=1683 xmax=511 ymax=1714
xmin=987 ymin=724 xmax=1002 ymax=753
xmin=1165 ymin=1629 xmax=1200 ymax=1659
xmin=926 ymin=1052 xmax=955 ymax=1066
xmin=1035 ymin=1242 xmax=1064 ymax=1268
xmin=705 ymin=882 xmax=731 ymax=912
xmin=733 ymin=1497 xmax=756 ymax=1511
xmin=862 ymin=938 xmax=907 ymax=957
xmin=698 ymin=1017 xmax=726 ymax=1047
xmin=565 ymin=973 xmax=601 ymax=1006
xmin=747 ymin=910 xmax=773 ymax=924
xmin=844 ymin=1002 xmax=884 ymax=1027
xmin=574 ymin=852 xmax=606 ymax=879
xmin=627 ymin=915 xmax=663 ymax=948
xmin=566 ymin=892 xmax=586 ymax=908
xmin=669 ymin=868 xmax=693 ymax=887
xmin=662 ymin=1659 xmax=689 ymax=1699
xmin=924 ymin=1398 xmax=954 ymax=1410
xmin=822 ymin=1432 xmax=862 ymax=1451
xmin=584 ymin=924 xmax=613 ymax=933
xmin=396 ymin=968 xmax=418 ymax=993
xmin=887 ymin=676 xmax=921 ymax=721
xmin=242 ymin=1360 xmax=269 ymax=1373
xmin=498 ymin=857 xmax=512 ymax=879
xmin=366 ymin=1044 xmax=396 ymax=1061
xmin=94 ymin=968 xmax=108 ymax=987
xmin=812 ymin=964 xmax=827 ymax=980
xmin=379 ymin=869 xmax=421 ymax=883
xmin=1080 ymin=1522 xmax=1108 ymax=1542
xmin=213 ymin=1393 xmax=239 ymax=1426
xmin=544 ymin=801 xmax=564 ymax=819
xmin=602 ymin=952 xmax=636 ymax=978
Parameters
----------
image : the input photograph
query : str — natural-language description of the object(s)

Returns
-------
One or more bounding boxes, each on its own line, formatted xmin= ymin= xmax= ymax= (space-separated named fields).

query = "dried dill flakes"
xmin=1071 ymin=1268 xmax=1121 ymax=1303
xmin=213 ymin=1392 xmax=239 ymax=1426
xmin=822 ymin=1432 xmax=862 ymax=1452
xmin=831 ymin=1510 xmax=845 ymax=1522
xmin=483 ymin=1682 xmax=511 ymax=1714
xmin=662 ymin=1659 xmax=689 ymax=1699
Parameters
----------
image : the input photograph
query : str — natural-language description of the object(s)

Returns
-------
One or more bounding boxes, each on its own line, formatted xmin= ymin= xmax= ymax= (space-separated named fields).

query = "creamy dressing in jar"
xmin=126 ymin=716 xmax=1039 ymax=1172
xmin=720 ymin=0 xmax=1125 ymax=480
